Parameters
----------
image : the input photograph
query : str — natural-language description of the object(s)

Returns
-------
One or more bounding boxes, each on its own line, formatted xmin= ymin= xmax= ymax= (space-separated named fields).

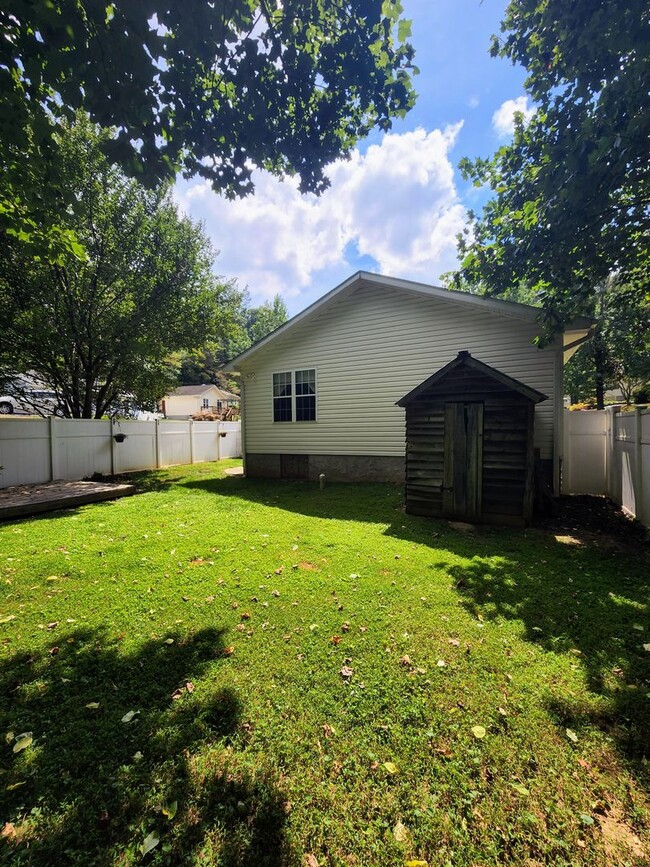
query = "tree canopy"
xmin=177 ymin=293 xmax=289 ymax=388
xmin=454 ymin=0 xmax=649 ymax=328
xmin=0 ymin=117 xmax=231 ymax=418
xmin=1 ymin=0 xmax=416 ymax=255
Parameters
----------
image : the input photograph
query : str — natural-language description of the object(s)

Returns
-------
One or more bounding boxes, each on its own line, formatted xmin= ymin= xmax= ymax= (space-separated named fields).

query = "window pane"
xmin=273 ymin=397 xmax=292 ymax=422
xmin=295 ymin=369 xmax=316 ymax=395
xmin=296 ymin=395 xmax=316 ymax=421
xmin=273 ymin=371 xmax=292 ymax=397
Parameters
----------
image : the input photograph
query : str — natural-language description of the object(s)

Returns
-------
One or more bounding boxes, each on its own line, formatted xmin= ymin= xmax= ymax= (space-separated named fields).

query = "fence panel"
xmin=157 ymin=421 xmax=192 ymax=467
xmin=219 ymin=422 xmax=242 ymax=459
xmin=113 ymin=421 xmax=157 ymax=473
xmin=563 ymin=410 xmax=607 ymax=494
xmin=564 ymin=408 xmax=649 ymax=527
xmin=0 ymin=418 xmax=241 ymax=488
xmin=0 ymin=420 xmax=51 ymax=487
xmin=193 ymin=422 xmax=220 ymax=463
xmin=53 ymin=419 xmax=112 ymax=480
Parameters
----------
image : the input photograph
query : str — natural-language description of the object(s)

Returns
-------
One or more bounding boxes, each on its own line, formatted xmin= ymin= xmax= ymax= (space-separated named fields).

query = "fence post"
xmin=216 ymin=420 xmax=221 ymax=461
xmin=110 ymin=418 xmax=116 ymax=476
xmin=49 ymin=416 xmax=58 ymax=481
xmin=635 ymin=407 xmax=644 ymax=524
xmin=189 ymin=419 xmax=195 ymax=464
xmin=155 ymin=419 xmax=161 ymax=468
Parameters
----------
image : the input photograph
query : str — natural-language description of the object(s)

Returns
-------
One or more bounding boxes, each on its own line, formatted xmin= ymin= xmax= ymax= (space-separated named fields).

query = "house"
xmin=161 ymin=384 xmax=240 ymax=419
xmin=223 ymin=272 xmax=592 ymax=518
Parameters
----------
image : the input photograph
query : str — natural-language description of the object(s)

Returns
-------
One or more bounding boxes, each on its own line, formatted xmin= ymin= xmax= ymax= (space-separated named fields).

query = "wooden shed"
xmin=396 ymin=351 xmax=548 ymax=526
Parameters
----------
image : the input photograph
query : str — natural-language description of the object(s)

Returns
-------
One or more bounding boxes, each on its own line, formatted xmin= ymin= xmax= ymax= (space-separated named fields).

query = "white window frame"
xmin=201 ymin=397 xmax=210 ymax=409
xmin=272 ymin=368 xmax=317 ymax=423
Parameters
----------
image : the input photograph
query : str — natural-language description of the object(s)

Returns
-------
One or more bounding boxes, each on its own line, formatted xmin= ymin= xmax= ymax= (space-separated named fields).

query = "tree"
xmin=1 ymin=0 xmax=416 ymax=255
xmin=177 ymin=293 xmax=288 ymax=387
xmin=454 ymin=0 xmax=650 ymax=329
xmin=0 ymin=117 xmax=231 ymax=418
xmin=564 ymin=282 xmax=650 ymax=407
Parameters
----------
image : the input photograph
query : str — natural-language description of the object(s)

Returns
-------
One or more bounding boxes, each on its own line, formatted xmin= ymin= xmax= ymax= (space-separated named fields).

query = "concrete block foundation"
xmin=245 ymin=453 xmax=404 ymax=484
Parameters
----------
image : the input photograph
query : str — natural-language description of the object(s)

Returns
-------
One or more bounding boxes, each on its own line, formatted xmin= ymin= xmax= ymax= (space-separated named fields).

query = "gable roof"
xmin=396 ymin=351 xmax=549 ymax=406
xmin=222 ymin=271 xmax=594 ymax=371
xmin=169 ymin=384 xmax=239 ymax=399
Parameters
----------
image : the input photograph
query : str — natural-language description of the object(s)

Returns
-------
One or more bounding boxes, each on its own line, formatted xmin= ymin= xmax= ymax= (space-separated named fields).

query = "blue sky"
xmin=175 ymin=0 xmax=532 ymax=315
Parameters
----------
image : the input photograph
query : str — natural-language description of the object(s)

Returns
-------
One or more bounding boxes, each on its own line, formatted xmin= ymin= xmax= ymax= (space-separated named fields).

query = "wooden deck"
xmin=0 ymin=480 xmax=136 ymax=521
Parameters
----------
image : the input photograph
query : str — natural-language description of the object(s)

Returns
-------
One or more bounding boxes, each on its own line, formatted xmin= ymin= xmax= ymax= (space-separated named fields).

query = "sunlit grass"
xmin=0 ymin=461 xmax=648 ymax=865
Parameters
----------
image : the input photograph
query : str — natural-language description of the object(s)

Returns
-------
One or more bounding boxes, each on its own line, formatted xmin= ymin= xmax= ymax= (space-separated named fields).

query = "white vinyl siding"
xmin=239 ymin=284 xmax=558 ymax=459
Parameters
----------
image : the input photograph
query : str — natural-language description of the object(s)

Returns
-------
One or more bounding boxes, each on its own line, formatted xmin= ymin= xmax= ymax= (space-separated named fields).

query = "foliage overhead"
xmin=0 ymin=117 xmax=231 ymax=418
xmin=1 ymin=0 xmax=416 ymax=254
xmin=454 ymin=0 xmax=650 ymax=328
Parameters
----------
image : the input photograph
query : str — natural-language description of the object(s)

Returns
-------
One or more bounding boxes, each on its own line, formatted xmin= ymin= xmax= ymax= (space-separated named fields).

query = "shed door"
xmin=443 ymin=402 xmax=483 ymax=520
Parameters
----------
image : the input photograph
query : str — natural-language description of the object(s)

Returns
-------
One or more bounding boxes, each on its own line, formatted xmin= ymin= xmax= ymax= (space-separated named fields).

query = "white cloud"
xmin=491 ymin=96 xmax=535 ymax=138
xmin=174 ymin=124 xmax=468 ymax=305
xmin=467 ymin=95 xmax=480 ymax=109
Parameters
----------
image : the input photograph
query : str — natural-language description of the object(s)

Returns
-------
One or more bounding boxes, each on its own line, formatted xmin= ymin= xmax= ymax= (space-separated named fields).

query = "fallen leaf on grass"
xmin=305 ymin=856 xmax=319 ymax=867
xmin=0 ymin=615 xmax=16 ymax=624
xmin=399 ymin=655 xmax=412 ymax=667
xmin=405 ymin=861 xmax=428 ymax=867
xmin=162 ymin=800 xmax=178 ymax=820
xmin=448 ymin=638 xmax=460 ymax=646
xmin=340 ymin=665 xmax=353 ymax=681
xmin=6 ymin=781 xmax=26 ymax=791
xmin=566 ymin=728 xmax=578 ymax=743
xmin=85 ymin=702 xmax=100 ymax=709
xmin=222 ymin=646 xmax=235 ymax=656
xmin=12 ymin=733 xmax=33 ymax=753
xmin=121 ymin=710 xmax=139 ymax=723
xmin=643 ymin=643 xmax=650 ymax=652
xmin=330 ymin=635 xmax=342 ymax=645
xmin=322 ymin=723 xmax=335 ymax=738
xmin=383 ymin=761 xmax=398 ymax=775
xmin=139 ymin=830 xmax=160 ymax=857
xmin=510 ymin=782 xmax=529 ymax=796
xmin=393 ymin=820 xmax=409 ymax=842
xmin=341 ymin=622 xmax=350 ymax=632
xmin=164 ymin=638 xmax=174 ymax=645
xmin=471 ymin=726 xmax=486 ymax=739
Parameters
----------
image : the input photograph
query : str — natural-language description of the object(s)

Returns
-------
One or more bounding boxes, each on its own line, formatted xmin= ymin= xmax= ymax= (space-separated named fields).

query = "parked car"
xmin=0 ymin=395 xmax=20 ymax=414
xmin=0 ymin=390 xmax=64 ymax=416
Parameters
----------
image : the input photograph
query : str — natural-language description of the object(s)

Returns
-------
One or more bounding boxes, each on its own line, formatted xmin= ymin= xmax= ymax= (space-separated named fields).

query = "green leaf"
xmin=121 ymin=710 xmax=139 ymax=723
xmin=383 ymin=761 xmax=398 ymax=775
xmin=12 ymin=732 xmax=33 ymax=753
xmin=510 ymin=782 xmax=530 ymax=796
xmin=565 ymin=728 xmax=578 ymax=743
xmin=579 ymin=813 xmax=594 ymax=826
xmin=397 ymin=19 xmax=413 ymax=42
xmin=161 ymin=800 xmax=178 ymax=820
xmin=139 ymin=830 xmax=160 ymax=857
xmin=471 ymin=725 xmax=486 ymax=739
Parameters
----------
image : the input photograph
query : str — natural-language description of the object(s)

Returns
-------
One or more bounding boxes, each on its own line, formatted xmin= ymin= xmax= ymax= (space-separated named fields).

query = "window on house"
xmin=295 ymin=369 xmax=316 ymax=421
xmin=217 ymin=400 xmax=223 ymax=410
xmin=273 ymin=371 xmax=293 ymax=422
xmin=273 ymin=369 xmax=316 ymax=422
xmin=202 ymin=397 xmax=209 ymax=409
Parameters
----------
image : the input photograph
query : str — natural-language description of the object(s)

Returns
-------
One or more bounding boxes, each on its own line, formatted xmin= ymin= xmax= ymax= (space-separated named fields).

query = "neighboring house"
xmin=161 ymin=384 xmax=240 ymax=419
xmin=223 ymin=272 xmax=592 ymax=516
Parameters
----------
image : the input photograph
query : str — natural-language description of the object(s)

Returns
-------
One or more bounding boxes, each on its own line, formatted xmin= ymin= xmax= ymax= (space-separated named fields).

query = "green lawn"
xmin=0 ymin=461 xmax=648 ymax=866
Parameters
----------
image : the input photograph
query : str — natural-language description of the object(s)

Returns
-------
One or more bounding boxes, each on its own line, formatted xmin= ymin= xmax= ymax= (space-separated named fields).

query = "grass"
xmin=0 ymin=460 xmax=648 ymax=866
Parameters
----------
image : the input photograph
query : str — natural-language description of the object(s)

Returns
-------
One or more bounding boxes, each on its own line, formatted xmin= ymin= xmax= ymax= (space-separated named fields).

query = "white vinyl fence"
xmin=563 ymin=407 xmax=650 ymax=527
xmin=0 ymin=418 xmax=241 ymax=489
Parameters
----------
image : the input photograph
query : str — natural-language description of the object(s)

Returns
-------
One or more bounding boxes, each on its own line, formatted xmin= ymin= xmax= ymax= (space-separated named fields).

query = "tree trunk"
xmin=593 ymin=329 xmax=606 ymax=410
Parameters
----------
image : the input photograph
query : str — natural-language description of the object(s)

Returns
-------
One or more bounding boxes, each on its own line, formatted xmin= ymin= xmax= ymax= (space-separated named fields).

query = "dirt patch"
xmin=599 ymin=807 xmax=647 ymax=862
xmin=535 ymin=495 xmax=648 ymax=557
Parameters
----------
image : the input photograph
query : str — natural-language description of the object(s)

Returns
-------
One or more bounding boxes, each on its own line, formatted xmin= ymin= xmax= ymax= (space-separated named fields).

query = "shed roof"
xmin=222 ymin=271 xmax=594 ymax=371
xmin=396 ymin=351 xmax=549 ymax=407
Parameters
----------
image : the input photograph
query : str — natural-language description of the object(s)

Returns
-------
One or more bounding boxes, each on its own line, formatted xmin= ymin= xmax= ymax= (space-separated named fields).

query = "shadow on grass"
xmin=0 ymin=627 xmax=293 ymax=866
xmin=182 ymin=476 xmax=650 ymax=786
